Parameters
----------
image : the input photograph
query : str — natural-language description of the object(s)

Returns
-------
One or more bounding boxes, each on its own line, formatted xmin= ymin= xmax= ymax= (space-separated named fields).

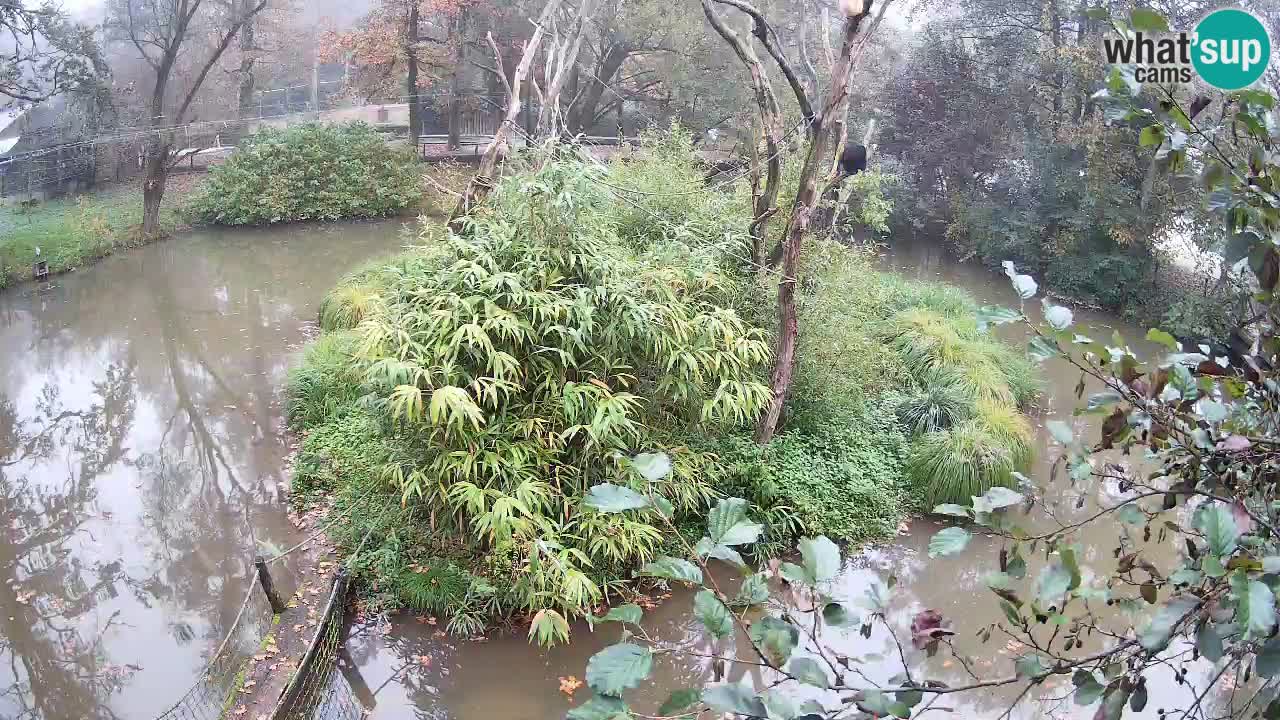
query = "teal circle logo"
xmin=1192 ymin=9 xmax=1271 ymax=90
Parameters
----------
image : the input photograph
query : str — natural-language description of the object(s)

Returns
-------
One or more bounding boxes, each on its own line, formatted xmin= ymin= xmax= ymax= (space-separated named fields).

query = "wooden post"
xmin=254 ymin=555 xmax=288 ymax=613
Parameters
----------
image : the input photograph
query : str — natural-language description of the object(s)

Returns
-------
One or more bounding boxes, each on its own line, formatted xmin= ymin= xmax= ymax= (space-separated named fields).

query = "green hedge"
xmin=189 ymin=123 xmax=419 ymax=225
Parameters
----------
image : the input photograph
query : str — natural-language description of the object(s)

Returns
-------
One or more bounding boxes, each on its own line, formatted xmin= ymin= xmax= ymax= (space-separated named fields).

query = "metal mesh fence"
xmin=151 ymin=576 xmax=275 ymax=720
xmin=273 ymin=570 xmax=361 ymax=720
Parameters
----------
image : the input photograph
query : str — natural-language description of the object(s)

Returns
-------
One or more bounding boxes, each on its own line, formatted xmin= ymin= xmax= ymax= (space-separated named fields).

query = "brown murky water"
xmin=343 ymin=241 xmax=1232 ymax=720
xmin=0 ymin=219 xmax=411 ymax=719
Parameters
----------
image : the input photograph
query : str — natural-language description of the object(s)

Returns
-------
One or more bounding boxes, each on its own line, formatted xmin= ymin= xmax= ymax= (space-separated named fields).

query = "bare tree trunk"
xmin=237 ymin=0 xmax=257 ymax=117
xmin=535 ymin=0 xmax=597 ymax=138
xmin=450 ymin=0 xmax=564 ymax=227
xmin=141 ymin=139 xmax=169 ymax=238
xmin=748 ymin=3 xmax=878 ymax=444
xmin=570 ymin=42 xmax=629 ymax=135
xmin=702 ymin=0 xmax=783 ymax=270
xmin=447 ymin=7 xmax=468 ymax=150
xmin=407 ymin=2 xmax=422 ymax=137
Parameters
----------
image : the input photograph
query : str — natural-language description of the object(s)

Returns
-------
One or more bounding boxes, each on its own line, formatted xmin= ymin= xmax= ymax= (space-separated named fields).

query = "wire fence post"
xmin=255 ymin=555 xmax=288 ymax=613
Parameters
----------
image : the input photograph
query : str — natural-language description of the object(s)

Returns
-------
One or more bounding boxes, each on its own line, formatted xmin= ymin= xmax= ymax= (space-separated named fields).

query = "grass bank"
xmin=0 ymin=178 xmax=195 ymax=289
xmin=285 ymin=130 xmax=1042 ymax=642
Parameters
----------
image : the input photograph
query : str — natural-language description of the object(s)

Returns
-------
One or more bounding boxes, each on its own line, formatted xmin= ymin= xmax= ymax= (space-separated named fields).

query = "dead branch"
xmin=449 ymin=0 xmax=564 ymax=228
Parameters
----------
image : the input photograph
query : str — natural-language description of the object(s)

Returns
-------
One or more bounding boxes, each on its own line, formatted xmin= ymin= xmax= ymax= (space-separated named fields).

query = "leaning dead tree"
xmin=701 ymin=0 xmax=879 ymax=444
xmin=450 ymin=0 xmax=593 ymax=225
xmin=534 ymin=0 xmax=598 ymax=139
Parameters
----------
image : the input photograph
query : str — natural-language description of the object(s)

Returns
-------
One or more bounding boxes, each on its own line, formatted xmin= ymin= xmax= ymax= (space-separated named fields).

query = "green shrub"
xmin=285 ymin=331 xmax=365 ymax=429
xmin=607 ymin=124 xmax=750 ymax=249
xmin=1043 ymin=251 xmax=1153 ymax=311
xmin=712 ymin=406 xmax=907 ymax=545
xmin=291 ymin=156 xmax=771 ymax=641
xmin=189 ymin=122 xmax=419 ymax=225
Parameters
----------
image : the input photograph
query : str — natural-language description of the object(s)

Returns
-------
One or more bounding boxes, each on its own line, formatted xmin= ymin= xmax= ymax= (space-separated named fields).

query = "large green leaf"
xmin=1236 ymin=574 xmax=1277 ymax=640
xmin=798 ymin=536 xmax=841 ymax=584
xmin=631 ymin=452 xmax=672 ymax=481
xmin=787 ymin=657 xmax=831 ymax=689
xmin=1035 ymin=562 xmax=1073 ymax=608
xmin=703 ymin=680 xmax=767 ymax=717
xmin=1140 ymin=595 xmax=1199 ymax=651
xmin=585 ymin=643 xmax=653 ymax=697
xmin=694 ymin=537 xmax=747 ymax=569
xmin=1196 ymin=622 xmax=1224 ymax=662
xmin=706 ymin=497 xmax=763 ymax=547
xmin=566 ymin=694 xmax=629 ymax=720
xmin=977 ymin=486 xmax=1024 ymax=510
xmin=976 ymin=305 xmax=1021 ymax=332
xmin=749 ymin=616 xmax=800 ymax=667
xmin=583 ymin=484 xmax=650 ymax=513
xmin=639 ymin=557 xmax=702 ymax=584
xmin=1072 ymin=671 xmax=1106 ymax=705
xmin=1046 ymin=420 xmax=1074 ymax=446
xmin=822 ymin=602 xmax=857 ymax=627
xmin=1194 ymin=504 xmax=1240 ymax=558
xmin=856 ymin=690 xmax=911 ymax=718
xmin=1028 ymin=335 xmax=1061 ymax=362
xmin=592 ymin=604 xmax=642 ymax=627
xmin=1256 ymin=638 xmax=1280 ymax=678
xmin=928 ymin=527 xmax=971 ymax=558
xmin=1015 ymin=653 xmax=1049 ymax=679
xmin=694 ymin=590 xmax=733 ymax=639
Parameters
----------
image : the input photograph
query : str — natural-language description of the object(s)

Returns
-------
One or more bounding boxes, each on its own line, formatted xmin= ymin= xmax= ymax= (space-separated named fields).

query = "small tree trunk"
xmin=141 ymin=140 xmax=169 ymax=239
xmin=237 ymin=0 xmax=257 ymax=117
xmin=407 ymin=3 xmax=422 ymax=137
xmin=447 ymin=9 xmax=467 ymax=150
xmin=535 ymin=0 xmax=597 ymax=139
xmin=754 ymin=5 xmax=876 ymax=444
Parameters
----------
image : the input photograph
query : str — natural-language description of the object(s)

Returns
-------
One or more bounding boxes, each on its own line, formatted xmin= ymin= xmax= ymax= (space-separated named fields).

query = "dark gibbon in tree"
xmin=839 ymin=143 xmax=867 ymax=177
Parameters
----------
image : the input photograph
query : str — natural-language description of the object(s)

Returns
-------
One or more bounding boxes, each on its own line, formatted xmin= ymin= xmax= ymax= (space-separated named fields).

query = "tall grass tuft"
xmin=895 ymin=385 xmax=973 ymax=435
xmin=319 ymin=284 xmax=381 ymax=331
xmin=906 ymin=418 xmax=1025 ymax=507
